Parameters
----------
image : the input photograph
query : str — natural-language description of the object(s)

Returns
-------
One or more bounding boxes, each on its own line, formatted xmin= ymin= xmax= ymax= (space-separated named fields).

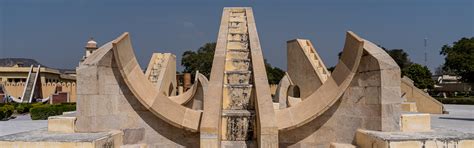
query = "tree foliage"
xmin=181 ymin=43 xmax=216 ymax=78
xmin=386 ymin=49 xmax=412 ymax=71
xmin=402 ymin=64 xmax=435 ymax=89
xmin=440 ymin=37 xmax=474 ymax=83
xmin=181 ymin=42 xmax=285 ymax=84
xmin=264 ymin=59 xmax=285 ymax=84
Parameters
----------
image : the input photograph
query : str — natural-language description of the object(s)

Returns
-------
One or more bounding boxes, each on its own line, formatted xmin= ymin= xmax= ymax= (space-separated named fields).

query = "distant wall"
xmin=42 ymin=82 xmax=77 ymax=102
xmin=2 ymin=82 xmax=25 ymax=98
xmin=2 ymin=82 xmax=76 ymax=102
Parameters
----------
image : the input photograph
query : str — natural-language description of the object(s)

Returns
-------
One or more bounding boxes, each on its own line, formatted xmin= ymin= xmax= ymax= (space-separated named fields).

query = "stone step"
xmin=400 ymin=113 xmax=431 ymax=132
xmin=330 ymin=142 xmax=356 ymax=148
xmin=48 ymin=115 xmax=77 ymax=133
xmin=225 ymin=71 xmax=252 ymax=85
xmin=222 ymin=110 xmax=255 ymax=117
xmin=221 ymin=141 xmax=256 ymax=148
xmin=120 ymin=143 xmax=147 ymax=148
xmin=401 ymin=102 xmax=418 ymax=112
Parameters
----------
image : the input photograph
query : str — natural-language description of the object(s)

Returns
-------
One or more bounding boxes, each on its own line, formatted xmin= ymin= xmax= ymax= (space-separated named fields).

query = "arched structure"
xmin=276 ymin=31 xmax=365 ymax=131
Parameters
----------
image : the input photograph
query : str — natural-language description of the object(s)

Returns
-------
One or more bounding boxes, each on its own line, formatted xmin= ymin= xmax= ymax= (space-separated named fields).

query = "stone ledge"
xmin=356 ymin=129 xmax=474 ymax=148
xmin=0 ymin=128 xmax=123 ymax=148
xmin=330 ymin=142 xmax=356 ymax=148
xmin=48 ymin=115 xmax=77 ymax=133
xmin=400 ymin=113 xmax=431 ymax=132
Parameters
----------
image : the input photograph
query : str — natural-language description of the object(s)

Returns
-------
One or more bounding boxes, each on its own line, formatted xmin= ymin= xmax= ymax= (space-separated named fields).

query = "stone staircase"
xmin=21 ymin=65 xmax=40 ymax=103
xmin=221 ymin=9 xmax=256 ymax=147
xmin=300 ymin=40 xmax=330 ymax=82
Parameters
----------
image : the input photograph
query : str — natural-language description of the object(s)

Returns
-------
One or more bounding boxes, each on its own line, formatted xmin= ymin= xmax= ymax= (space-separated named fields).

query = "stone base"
xmin=221 ymin=141 xmax=256 ymax=148
xmin=400 ymin=113 xmax=431 ymax=132
xmin=330 ymin=142 xmax=356 ymax=148
xmin=401 ymin=102 xmax=418 ymax=112
xmin=0 ymin=129 xmax=123 ymax=148
xmin=120 ymin=143 xmax=147 ymax=148
xmin=48 ymin=115 xmax=77 ymax=133
xmin=356 ymin=129 xmax=474 ymax=148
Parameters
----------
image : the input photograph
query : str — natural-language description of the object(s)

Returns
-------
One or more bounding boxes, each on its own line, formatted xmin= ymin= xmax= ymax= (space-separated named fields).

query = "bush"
xmin=16 ymin=103 xmax=33 ymax=114
xmin=435 ymin=97 xmax=474 ymax=105
xmin=0 ymin=105 xmax=15 ymax=120
xmin=30 ymin=103 xmax=76 ymax=120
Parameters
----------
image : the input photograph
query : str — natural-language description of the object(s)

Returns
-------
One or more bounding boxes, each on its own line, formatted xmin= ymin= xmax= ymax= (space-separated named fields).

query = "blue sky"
xmin=1 ymin=0 xmax=473 ymax=72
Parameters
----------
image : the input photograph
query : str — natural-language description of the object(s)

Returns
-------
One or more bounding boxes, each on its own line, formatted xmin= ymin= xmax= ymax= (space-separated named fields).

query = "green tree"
xmin=264 ymin=59 xmax=285 ymax=84
xmin=403 ymin=64 xmax=435 ymax=89
xmin=181 ymin=42 xmax=285 ymax=84
xmin=440 ymin=37 xmax=474 ymax=83
xmin=386 ymin=49 xmax=412 ymax=71
xmin=181 ymin=43 xmax=216 ymax=78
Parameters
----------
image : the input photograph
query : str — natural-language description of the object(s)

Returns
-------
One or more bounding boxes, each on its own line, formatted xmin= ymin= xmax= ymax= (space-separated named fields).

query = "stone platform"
xmin=0 ymin=128 xmax=122 ymax=147
xmin=356 ymin=129 xmax=474 ymax=148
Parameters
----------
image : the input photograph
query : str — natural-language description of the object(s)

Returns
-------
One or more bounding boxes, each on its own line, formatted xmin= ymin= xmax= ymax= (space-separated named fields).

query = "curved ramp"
xmin=276 ymin=31 xmax=364 ymax=131
xmin=170 ymin=72 xmax=208 ymax=105
xmin=112 ymin=32 xmax=202 ymax=132
xmin=274 ymin=73 xmax=293 ymax=109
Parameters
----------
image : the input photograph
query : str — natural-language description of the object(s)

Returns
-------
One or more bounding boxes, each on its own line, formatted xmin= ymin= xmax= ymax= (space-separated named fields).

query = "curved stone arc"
xmin=111 ymin=32 xmax=202 ymax=132
xmin=170 ymin=72 xmax=207 ymax=105
xmin=273 ymin=73 xmax=293 ymax=109
xmin=287 ymin=39 xmax=330 ymax=99
xmin=276 ymin=31 xmax=364 ymax=131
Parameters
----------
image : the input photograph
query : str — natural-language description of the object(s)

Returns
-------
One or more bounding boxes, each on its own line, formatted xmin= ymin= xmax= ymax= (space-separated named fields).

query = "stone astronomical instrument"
xmin=74 ymin=7 xmax=405 ymax=148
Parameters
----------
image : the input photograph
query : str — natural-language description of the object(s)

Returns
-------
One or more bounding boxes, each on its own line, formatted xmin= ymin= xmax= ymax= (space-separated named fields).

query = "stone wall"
xmin=75 ymin=46 xmax=199 ymax=147
xmin=2 ymin=82 xmax=76 ymax=102
xmin=279 ymin=45 xmax=402 ymax=147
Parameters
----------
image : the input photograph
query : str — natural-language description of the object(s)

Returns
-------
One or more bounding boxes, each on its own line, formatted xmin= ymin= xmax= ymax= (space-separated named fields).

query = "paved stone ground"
xmin=0 ymin=114 xmax=47 ymax=136
xmin=0 ymin=105 xmax=472 ymax=137
xmin=431 ymin=104 xmax=474 ymax=133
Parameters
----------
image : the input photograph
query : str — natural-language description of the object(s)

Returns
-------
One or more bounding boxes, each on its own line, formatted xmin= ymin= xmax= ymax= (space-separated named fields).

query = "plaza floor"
xmin=0 ymin=105 xmax=472 ymax=137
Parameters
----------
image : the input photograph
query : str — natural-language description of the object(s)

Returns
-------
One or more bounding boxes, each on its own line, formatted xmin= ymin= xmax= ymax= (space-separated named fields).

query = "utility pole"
xmin=424 ymin=38 xmax=428 ymax=67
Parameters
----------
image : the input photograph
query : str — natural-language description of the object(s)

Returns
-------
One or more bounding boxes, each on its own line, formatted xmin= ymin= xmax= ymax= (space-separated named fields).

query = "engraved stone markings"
xmin=148 ymin=56 xmax=165 ymax=84
xmin=221 ymin=9 xmax=256 ymax=142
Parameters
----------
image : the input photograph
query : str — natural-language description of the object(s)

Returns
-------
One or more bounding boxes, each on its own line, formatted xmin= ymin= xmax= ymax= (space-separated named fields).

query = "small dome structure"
xmin=85 ymin=38 xmax=98 ymax=49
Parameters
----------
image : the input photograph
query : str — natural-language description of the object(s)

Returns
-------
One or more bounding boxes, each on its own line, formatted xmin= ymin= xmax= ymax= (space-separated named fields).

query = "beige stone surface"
xmin=48 ymin=116 xmax=76 ymax=133
xmin=111 ymin=33 xmax=202 ymax=131
xmin=0 ymin=130 xmax=123 ymax=148
xmin=401 ymin=76 xmax=444 ymax=114
xmin=76 ymin=34 xmax=200 ymax=147
xmin=276 ymin=31 xmax=365 ymax=131
xmin=287 ymin=39 xmax=329 ymax=99
xmin=246 ymin=7 xmax=279 ymax=147
xmin=144 ymin=53 xmax=176 ymax=97
xmin=273 ymin=73 xmax=294 ymax=109
xmin=329 ymin=143 xmax=356 ymax=148
xmin=400 ymin=113 xmax=431 ymax=132
xmin=355 ymin=129 xmax=474 ymax=148
xmin=279 ymin=32 xmax=402 ymax=147
xmin=199 ymin=7 xmax=230 ymax=148
xmin=401 ymin=102 xmax=418 ymax=112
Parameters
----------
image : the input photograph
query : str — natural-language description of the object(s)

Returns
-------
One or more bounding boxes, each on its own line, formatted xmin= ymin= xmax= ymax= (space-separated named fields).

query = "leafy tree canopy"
xmin=386 ymin=49 xmax=412 ymax=70
xmin=181 ymin=42 xmax=285 ymax=84
xmin=402 ymin=64 xmax=435 ymax=89
xmin=440 ymin=37 xmax=474 ymax=83
xmin=181 ymin=43 xmax=216 ymax=78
